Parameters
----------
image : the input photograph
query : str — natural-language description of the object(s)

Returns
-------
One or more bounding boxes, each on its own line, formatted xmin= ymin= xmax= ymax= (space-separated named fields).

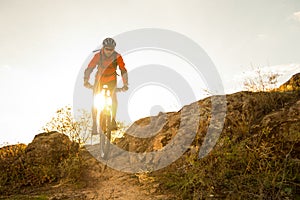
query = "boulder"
xmin=25 ymin=131 xmax=77 ymax=167
xmin=278 ymin=73 xmax=300 ymax=91
xmin=114 ymin=74 xmax=300 ymax=164
xmin=0 ymin=131 xmax=80 ymax=191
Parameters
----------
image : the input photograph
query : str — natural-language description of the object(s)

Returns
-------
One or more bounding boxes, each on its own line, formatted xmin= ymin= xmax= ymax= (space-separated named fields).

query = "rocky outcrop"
xmin=117 ymin=91 xmax=299 ymax=153
xmin=111 ymin=74 xmax=300 ymax=171
xmin=278 ymin=73 xmax=300 ymax=91
xmin=24 ymin=131 xmax=78 ymax=168
xmin=0 ymin=131 xmax=81 ymax=193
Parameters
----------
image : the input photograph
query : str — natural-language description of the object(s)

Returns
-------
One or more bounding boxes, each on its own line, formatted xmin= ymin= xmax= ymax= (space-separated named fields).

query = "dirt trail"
xmin=1 ymin=150 xmax=170 ymax=200
xmin=63 ymin=148 xmax=170 ymax=200
xmin=84 ymin=168 xmax=166 ymax=200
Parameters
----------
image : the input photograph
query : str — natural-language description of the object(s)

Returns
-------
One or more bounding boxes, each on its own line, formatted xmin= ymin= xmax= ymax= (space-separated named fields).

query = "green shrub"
xmin=157 ymin=127 xmax=299 ymax=199
xmin=0 ymin=140 xmax=84 ymax=195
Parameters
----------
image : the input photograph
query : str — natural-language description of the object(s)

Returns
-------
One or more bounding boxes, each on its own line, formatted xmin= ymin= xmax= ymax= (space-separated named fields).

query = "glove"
xmin=122 ymin=85 xmax=129 ymax=91
xmin=84 ymin=79 xmax=93 ymax=89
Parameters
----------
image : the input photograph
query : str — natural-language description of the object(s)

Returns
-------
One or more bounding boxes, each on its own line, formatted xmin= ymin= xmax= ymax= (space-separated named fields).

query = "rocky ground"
xmin=0 ymin=133 xmax=172 ymax=200
xmin=0 ymin=73 xmax=299 ymax=199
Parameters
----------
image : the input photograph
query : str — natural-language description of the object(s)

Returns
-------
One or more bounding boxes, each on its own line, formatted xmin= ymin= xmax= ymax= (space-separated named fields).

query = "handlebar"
xmin=115 ymin=87 xmax=126 ymax=92
xmin=92 ymin=49 xmax=101 ymax=53
xmin=85 ymin=84 xmax=128 ymax=92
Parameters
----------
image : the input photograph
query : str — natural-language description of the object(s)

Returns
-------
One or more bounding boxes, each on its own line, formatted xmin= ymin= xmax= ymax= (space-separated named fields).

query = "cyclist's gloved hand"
xmin=122 ymin=85 xmax=129 ymax=91
xmin=84 ymin=80 xmax=93 ymax=89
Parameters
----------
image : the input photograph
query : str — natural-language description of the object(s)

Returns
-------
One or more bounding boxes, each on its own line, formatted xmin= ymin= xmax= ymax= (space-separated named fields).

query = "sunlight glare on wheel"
xmin=94 ymin=90 xmax=112 ymax=112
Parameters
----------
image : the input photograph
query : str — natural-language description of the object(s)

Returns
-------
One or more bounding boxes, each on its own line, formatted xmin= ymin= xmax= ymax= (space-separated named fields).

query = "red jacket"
xmin=84 ymin=49 xmax=128 ymax=84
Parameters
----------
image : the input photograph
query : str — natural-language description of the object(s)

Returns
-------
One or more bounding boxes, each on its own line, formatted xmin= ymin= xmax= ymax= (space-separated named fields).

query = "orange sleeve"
xmin=84 ymin=53 xmax=100 ymax=80
xmin=88 ymin=53 xmax=100 ymax=68
xmin=117 ymin=54 xmax=126 ymax=72
xmin=116 ymin=53 xmax=128 ymax=85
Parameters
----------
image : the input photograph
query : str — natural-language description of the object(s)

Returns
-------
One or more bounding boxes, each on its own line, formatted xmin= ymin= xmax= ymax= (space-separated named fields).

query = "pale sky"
xmin=1 ymin=0 xmax=300 ymax=145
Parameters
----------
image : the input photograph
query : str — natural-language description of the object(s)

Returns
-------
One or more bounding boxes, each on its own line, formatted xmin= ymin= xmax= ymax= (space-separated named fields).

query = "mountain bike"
xmin=93 ymin=85 xmax=123 ymax=160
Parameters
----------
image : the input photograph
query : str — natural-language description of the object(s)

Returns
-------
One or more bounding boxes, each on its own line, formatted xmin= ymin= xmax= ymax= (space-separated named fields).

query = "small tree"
xmin=243 ymin=67 xmax=280 ymax=92
xmin=42 ymin=106 xmax=92 ymax=144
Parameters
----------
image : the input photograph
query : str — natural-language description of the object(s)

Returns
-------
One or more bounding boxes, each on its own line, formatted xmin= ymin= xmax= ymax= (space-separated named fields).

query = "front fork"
xmin=100 ymin=108 xmax=112 ymax=134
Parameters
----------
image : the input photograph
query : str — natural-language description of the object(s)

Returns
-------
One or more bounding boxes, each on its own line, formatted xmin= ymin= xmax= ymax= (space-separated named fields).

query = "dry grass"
xmin=156 ymin=126 xmax=299 ymax=199
xmin=0 ymin=142 xmax=84 ymax=195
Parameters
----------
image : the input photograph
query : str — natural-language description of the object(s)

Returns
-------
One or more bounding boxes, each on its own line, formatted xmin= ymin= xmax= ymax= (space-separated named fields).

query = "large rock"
xmin=258 ymin=99 xmax=300 ymax=147
xmin=278 ymin=73 xmax=300 ymax=91
xmin=113 ymin=73 xmax=300 ymax=165
xmin=0 ymin=131 xmax=80 ymax=191
xmin=25 ymin=131 xmax=76 ymax=167
xmin=22 ymin=131 xmax=80 ymax=185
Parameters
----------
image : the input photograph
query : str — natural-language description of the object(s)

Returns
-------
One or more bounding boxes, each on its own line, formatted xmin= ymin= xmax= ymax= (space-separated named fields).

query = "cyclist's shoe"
xmin=110 ymin=118 xmax=118 ymax=131
xmin=92 ymin=123 xmax=98 ymax=135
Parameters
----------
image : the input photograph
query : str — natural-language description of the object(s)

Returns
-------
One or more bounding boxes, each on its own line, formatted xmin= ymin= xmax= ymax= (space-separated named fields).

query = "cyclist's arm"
xmin=84 ymin=53 xmax=100 ymax=83
xmin=117 ymin=54 xmax=128 ymax=86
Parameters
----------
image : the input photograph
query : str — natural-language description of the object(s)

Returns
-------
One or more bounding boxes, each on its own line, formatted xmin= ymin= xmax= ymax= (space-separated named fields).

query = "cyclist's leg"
xmin=110 ymin=91 xmax=118 ymax=130
xmin=92 ymin=79 xmax=102 ymax=134
xmin=112 ymin=91 xmax=117 ymax=119
xmin=107 ymin=80 xmax=118 ymax=130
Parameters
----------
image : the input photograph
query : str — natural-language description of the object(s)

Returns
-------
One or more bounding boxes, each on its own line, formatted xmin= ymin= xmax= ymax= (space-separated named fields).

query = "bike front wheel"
xmin=99 ymin=113 xmax=112 ymax=160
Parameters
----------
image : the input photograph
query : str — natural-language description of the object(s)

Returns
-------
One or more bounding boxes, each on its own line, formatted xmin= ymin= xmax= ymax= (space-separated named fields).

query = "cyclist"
xmin=83 ymin=38 xmax=128 ymax=134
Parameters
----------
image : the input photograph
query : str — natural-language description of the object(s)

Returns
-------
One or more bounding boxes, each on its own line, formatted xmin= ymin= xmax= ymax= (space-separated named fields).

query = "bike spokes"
xmin=99 ymin=114 xmax=112 ymax=160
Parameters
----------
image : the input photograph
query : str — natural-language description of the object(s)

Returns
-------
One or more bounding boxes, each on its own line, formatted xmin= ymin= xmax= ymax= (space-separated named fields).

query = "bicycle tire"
xmin=99 ymin=113 xmax=112 ymax=160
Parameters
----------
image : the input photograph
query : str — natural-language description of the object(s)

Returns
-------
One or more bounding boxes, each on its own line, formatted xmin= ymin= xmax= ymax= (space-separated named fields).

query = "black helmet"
xmin=102 ymin=38 xmax=116 ymax=48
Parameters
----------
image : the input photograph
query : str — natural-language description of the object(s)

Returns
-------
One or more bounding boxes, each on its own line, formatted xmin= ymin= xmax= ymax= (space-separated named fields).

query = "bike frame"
xmin=93 ymin=85 xmax=122 ymax=159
